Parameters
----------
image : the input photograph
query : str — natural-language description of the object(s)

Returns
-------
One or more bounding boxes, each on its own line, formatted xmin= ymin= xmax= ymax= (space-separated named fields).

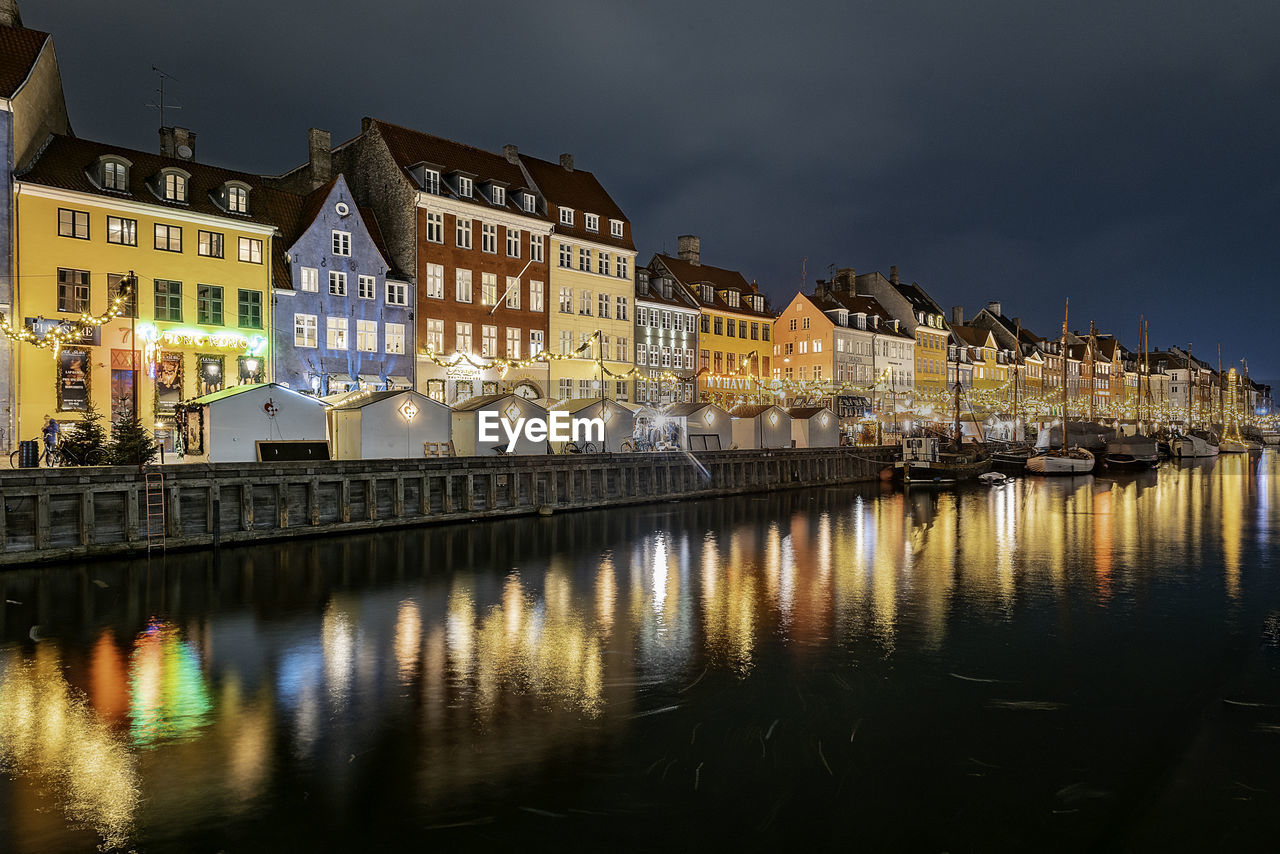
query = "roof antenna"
xmin=146 ymin=66 xmax=181 ymax=130
xmin=800 ymin=256 xmax=807 ymax=291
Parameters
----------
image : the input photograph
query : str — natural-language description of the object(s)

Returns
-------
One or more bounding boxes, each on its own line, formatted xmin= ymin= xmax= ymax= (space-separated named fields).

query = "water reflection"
xmin=0 ymin=453 xmax=1277 ymax=851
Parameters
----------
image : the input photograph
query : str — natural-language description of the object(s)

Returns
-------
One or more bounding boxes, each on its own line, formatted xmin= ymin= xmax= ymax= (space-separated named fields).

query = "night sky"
xmin=26 ymin=0 xmax=1280 ymax=379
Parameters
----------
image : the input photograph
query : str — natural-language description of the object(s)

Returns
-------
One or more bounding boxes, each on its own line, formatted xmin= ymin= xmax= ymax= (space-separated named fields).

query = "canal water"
xmin=1 ymin=454 xmax=1278 ymax=852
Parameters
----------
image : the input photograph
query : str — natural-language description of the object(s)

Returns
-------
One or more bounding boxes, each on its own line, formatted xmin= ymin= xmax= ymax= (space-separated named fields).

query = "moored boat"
xmin=898 ymin=437 xmax=993 ymax=484
xmin=1171 ymin=429 xmax=1219 ymax=458
xmin=1104 ymin=434 xmax=1159 ymax=470
xmin=1026 ymin=446 xmax=1095 ymax=475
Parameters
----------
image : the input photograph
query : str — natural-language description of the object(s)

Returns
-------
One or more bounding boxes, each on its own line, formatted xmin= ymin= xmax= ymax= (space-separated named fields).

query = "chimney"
xmin=987 ymin=300 xmax=1002 ymax=317
xmin=0 ymin=0 xmax=22 ymax=27
xmin=308 ymin=128 xmax=332 ymax=189
xmin=502 ymin=144 xmax=519 ymax=164
xmin=159 ymin=126 xmax=196 ymax=160
xmin=889 ymin=265 xmax=899 ymax=286
xmin=951 ymin=305 xmax=964 ymax=326
xmin=362 ymin=117 xmax=375 ymax=135
xmin=677 ymin=234 xmax=701 ymax=265
xmin=559 ymin=153 xmax=574 ymax=172
xmin=833 ymin=267 xmax=856 ymax=295
xmin=1012 ymin=317 xmax=1022 ymax=329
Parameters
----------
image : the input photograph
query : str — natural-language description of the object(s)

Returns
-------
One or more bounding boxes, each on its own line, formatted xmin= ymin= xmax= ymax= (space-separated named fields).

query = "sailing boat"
xmin=898 ymin=342 xmax=992 ymax=484
xmin=1027 ymin=301 xmax=1095 ymax=475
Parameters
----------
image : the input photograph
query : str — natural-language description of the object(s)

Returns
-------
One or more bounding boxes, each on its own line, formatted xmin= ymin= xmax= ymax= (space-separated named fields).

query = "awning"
xmin=357 ymin=373 xmax=381 ymax=384
xmin=329 ymin=373 xmax=353 ymax=385
xmin=388 ymin=375 xmax=412 ymax=388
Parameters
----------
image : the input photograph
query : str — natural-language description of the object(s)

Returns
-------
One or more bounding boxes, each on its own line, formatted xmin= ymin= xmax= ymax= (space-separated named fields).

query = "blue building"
xmin=274 ymin=174 xmax=413 ymax=395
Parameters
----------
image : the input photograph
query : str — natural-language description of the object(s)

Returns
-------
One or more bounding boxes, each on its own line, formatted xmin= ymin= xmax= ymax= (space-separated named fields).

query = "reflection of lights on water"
xmin=652 ymin=536 xmax=669 ymax=617
xmin=322 ymin=602 xmax=356 ymax=704
xmin=394 ymin=600 xmax=422 ymax=683
xmin=129 ymin=620 xmax=213 ymax=747
xmin=0 ymin=648 xmax=141 ymax=850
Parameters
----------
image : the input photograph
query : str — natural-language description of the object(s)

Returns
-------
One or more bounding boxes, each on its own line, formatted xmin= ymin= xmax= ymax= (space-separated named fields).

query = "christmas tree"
xmin=107 ymin=415 xmax=159 ymax=466
xmin=59 ymin=401 xmax=109 ymax=465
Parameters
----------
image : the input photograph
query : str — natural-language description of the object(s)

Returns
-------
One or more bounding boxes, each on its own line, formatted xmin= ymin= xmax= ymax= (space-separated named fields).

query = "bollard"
xmin=212 ymin=498 xmax=221 ymax=549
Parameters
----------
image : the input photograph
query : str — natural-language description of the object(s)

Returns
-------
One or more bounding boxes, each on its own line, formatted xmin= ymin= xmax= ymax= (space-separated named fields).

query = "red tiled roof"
xmin=519 ymin=154 xmax=634 ymax=251
xmin=0 ymin=24 xmax=48 ymax=99
xmin=653 ymin=254 xmax=774 ymax=319
xmin=812 ymin=290 xmax=913 ymax=338
xmin=19 ymin=134 xmax=305 ymax=286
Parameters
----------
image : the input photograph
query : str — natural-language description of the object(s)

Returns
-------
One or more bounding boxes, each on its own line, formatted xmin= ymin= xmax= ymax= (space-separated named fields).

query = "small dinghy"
xmin=979 ymin=471 xmax=1011 ymax=486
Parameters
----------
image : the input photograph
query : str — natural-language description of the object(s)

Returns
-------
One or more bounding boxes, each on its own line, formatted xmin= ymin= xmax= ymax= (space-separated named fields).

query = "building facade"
xmin=634 ymin=267 xmax=697 ymax=405
xmin=274 ymin=173 xmax=413 ymax=395
xmin=852 ymin=267 xmax=950 ymax=396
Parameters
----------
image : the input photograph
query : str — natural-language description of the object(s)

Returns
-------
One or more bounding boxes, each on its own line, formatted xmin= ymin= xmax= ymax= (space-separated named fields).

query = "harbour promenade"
xmin=0 ymin=446 xmax=896 ymax=567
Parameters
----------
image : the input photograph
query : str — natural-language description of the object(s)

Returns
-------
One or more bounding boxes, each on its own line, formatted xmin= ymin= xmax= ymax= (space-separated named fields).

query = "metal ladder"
xmin=145 ymin=471 xmax=166 ymax=553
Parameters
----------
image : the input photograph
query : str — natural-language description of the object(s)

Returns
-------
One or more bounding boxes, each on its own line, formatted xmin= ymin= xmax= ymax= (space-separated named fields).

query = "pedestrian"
xmin=41 ymin=415 xmax=61 ymax=463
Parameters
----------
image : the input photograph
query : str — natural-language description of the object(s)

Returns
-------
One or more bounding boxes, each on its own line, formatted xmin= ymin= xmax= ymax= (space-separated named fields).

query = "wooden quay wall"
xmin=0 ymin=447 xmax=897 ymax=567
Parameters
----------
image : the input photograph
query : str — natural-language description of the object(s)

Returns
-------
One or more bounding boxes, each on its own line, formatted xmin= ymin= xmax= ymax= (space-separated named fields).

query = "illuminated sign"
xmin=136 ymin=324 xmax=268 ymax=356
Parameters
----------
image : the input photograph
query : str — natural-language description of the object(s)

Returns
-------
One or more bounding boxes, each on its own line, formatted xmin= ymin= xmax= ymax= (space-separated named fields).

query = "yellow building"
xmin=13 ymin=130 xmax=298 ymax=450
xmin=521 ymin=154 xmax=636 ymax=402
xmin=651 ymin=238 xmax=774 ymax=408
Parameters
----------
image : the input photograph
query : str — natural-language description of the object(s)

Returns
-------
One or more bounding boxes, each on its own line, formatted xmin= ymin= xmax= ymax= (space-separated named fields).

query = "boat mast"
xmin=1187 ymin=343 xmax=1193 ymax=429
xmin=1217 ymin=342 xmax=1223 ymax=430
xmin=1061 ymin=300 xmax=1069 ymax=450
xmin=1087 ymin=321 xmax=1096 ymax=424
xmin=1013 ymin=319 xmax=1022 ymax=443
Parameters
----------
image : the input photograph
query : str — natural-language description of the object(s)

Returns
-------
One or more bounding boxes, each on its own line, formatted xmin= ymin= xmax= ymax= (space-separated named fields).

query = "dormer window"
xmin=559 ymin=207 xmax=574 ymax=226
xmin=701 ymin=284 xmax=713 ymax=303
xmin=584 ymin=213 xmax=599 ymax=232
xmin=610 ymin=219 xmax=624 ymax=238
xmin=727 ymin=291 xmax=740 ymax=308
xmin=457 ymin=176 xmax=473 ymax=198
xmin=160 ymin=169 xmax=189 ymax=202
xmin=99 ymin=157 xmax=130 ymax=191
xmin=522 ymin=192 xmax=536 ymax=213
xmin=223 ymin=181 xmax=250 ymax=214
xmin=423 ymin=169 xmax=441 ymax=194
xmin=753 ymin=295 xmax=764 ymax=311
xmin=855 ymin=313 xmax=866 ymax=330
xmin=492 ymin=186 xmax=505 ymax=206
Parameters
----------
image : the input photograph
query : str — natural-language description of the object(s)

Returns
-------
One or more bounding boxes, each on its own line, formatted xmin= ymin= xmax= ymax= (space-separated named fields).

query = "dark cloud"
xmin=32 ymin=0 xmax=1280 ymax=376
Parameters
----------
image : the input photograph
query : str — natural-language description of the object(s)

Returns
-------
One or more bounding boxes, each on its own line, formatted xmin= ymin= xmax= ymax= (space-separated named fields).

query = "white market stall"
xmin=451 ymin=393 xmax=549 ymax=456
xmin=184 ymin=383 xmax=330 ymax=462
xmin=661 ymin=402 xmax=732 ymax=451
xmin=329 ymin=389 xmax=451 ymax=459
xmin=730 ymin=404 xmax=793 ymax=450
xmin=548 ymin=398 xmax=635 ymax=453
xmin=788 ymin=405 xmax=841 ymax=448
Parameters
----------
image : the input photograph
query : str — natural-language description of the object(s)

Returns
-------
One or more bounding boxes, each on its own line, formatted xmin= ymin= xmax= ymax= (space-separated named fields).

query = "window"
xmin=727 ymin=353 xmax=736 ymax=373
xmin=560 ymin=207 xmax=574 ymax=226
xmin=584 ymin=213 xmax=599 ymax=232
xmin=531 ymin=234 xmax=545 ymax=262
xmin=163 ymin=172 xmax=187 ymax=201
xmin=559 ymin=287 xmax=573 ymax=313
xmin=103 ymin=160 xmax=128 ymax=190
xmin=455 ymin=322 xmax=473 ymax=353
xmin=227 ymin=185 xmax=248 ymax=213
xmin=386 ymin=322 xmax=405 ymax=354
xmin=506 ymin=228 xmax=521 ymax=257
xmin=530 ymin=280 xmax=544 ymax=312
xmin=700 ymin=315 xmax=710 ymax=333
xmin=154 ymin=279 xmax=182 ymax=321
xmin=492 ymin=186 xmax=505 ymax=206
xmin=331 ymin=231 xmax=351 ymax=256
xmin=579 ymin=290 xmax=593 ymax=316
xmin=560 ymin=330 xmax=573 ymax=354
xmin=358 ymin=275 xmax=376 ymax=300
xmin=559 ymin=242 xmax=572 ymax=267
xmin=661 ymin=311 xmax=671 ymax=330
xmin=329 ymin=271 xmax=347 ymax=296
xmin=155 ymin=223 xmax=182 ymax=252
xmin=107 ymin=273 xmax=137 ymax=318
xmin=457 ymin=176 xmax=473 ymax=197
xmin=327 ymin=317 xmax=348 ymax=349
xmin=425 ymin=211 xmax=444 ymax=243
xmin=751 ymin=322 xmax=759 ymax=340
xmin=199 ymin=230 xmax=224 ymax=257
xmin=727 ymin=291 xmax=740 ymax=308
xmin=762 ymin=325 xmax=770 ymax=342
xmin=481 ymin=325 xmax=497 ymax=358
xmin=661 ymin=347 xmax=671 ymax=368
xmin=616 ymin=337 xmax=627 ymax=361
xmin=617 ymin=256 xmax=629 ymax=280
xmin=356 ymin=319 xmax=378 ymax=352
xmin=714 ymin=317 xmax=723 ymax=335
xmin=386 ymin=280 xmax=408 ymax=306
xmin=523 ymin=193 xmax=536 ymax=213
xmin=299 ymin=267 xmax=318 ymax=292
xmin=418 ymin=263 xmax=442 ymax=300
xmin=578 ymin=248 xmax=590 ymax=271
xmin=505 ymin=277 xmax=521 ymax=309
xmin=57 ymin=268 xmax=90 ymax=313
xmin=650 ymin=347 xmax=660 ymax=367
xmin=578 ymin=379 xmax=591 ymax=398
xmin=455 ymin=218 xmax=472 ymax=249
xmin=616 ymin=296 xmax=628 ymax=321
xmin=559 ymin=379 xmax=573 ymax=399
xmin=610 ymin=219 xmax=624 ymax=238
xmin=294 ymin=314 xmax=317 ymax=347
xmin=197 ymin=284 xmax=224 ymax=325
xmin=481 ymin=223 xmax=497 ymax=253
xmin=423 ymin=170 xmax=441 ymax=194
xmin=637 ymin=306 xmax=648 ymax=327
xmin=425 ymin=319 xmax=444 ymax=352
xmin=598 ymin=252 xmax=611 ymax=276
xmin=238 ymin=237 xmax=263 ymax=264
xmin=530 ymin=330 xmax=544 ymax=355
xmin=684 ymin=347 xmax=694 ymax=368
xmin=700 ymin=350 xmax=710 ymax=370
xmin=455 ymin=268 xmax=473 ymax=303
xmin=740 ymin=321 xmax=748 ymax=338
xmin=238 ymin=290 xmax=262 ymax=328
xmin=481 ymin=272 xmax=498 ymax=306
xmin=506 ymin=327 xmax=521 ymax=358
xmin=802 ymin=317 xmax=810 ymax=330
xmin=599 ymin=293 xmax=610 ymax=318
xmin=107 ymin=216 xmax=137 ymax=245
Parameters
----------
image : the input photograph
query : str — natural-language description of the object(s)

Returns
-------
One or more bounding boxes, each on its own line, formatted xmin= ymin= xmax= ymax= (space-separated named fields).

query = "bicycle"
xmin=562 ymin=440 xmax=599 ymax=454
xmin=620 ymin=436 xmax=654 ymax=453
xmin=58 ymin=444 xmax=110 ymax=467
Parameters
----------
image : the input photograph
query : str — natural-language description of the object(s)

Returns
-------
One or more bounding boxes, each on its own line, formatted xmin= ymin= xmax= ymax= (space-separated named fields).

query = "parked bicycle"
xmin=619 ymin=436 xmax=654 ymax=453
xmin=8 ymin=440 xmax=108 ymax=468
xmin=562 ymin=440 xmax=599 ymax=454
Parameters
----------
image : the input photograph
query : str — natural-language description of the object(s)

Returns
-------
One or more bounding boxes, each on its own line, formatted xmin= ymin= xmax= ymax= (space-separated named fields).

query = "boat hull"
xmin=1171 ymin=435 xmax=1219 ymax=458
xmin=1026 ymin=449 xmax=1095 ymax=475
xmin=1104 ymin=453 xmax=1158 ymax=470
xmin=899 ymin=457 xmax=993 ymax=484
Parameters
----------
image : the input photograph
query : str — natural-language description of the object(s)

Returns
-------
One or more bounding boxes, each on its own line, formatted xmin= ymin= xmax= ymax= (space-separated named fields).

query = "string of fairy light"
xmin=0 ymin=273 xmax=137 ymax=358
